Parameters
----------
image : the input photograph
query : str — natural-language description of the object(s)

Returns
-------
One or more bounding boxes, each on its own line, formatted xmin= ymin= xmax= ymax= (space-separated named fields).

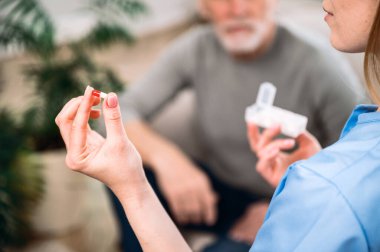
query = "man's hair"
xmin=364 ymin=2 xmax=380 ymax=103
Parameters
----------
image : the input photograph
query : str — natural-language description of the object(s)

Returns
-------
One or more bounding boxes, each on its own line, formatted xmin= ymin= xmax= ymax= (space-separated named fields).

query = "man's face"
xmin=202 ymin=0 xmax=277 ymax=54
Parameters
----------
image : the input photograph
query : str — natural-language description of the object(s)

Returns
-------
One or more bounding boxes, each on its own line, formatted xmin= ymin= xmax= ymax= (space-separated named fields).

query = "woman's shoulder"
xmin=255 ymin=164 xmax=368 ymax=251
xmin=288 ymin=128 xmax=380 ymax=248
xmin=299 ymin=116 xmax=380 ymax=183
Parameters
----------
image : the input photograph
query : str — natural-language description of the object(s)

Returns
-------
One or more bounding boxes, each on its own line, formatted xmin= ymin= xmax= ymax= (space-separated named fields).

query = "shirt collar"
xmin=357 ymin=105 xmax=380 ymax=123
xmin=340 ymin=104 xmax=379 ymax=139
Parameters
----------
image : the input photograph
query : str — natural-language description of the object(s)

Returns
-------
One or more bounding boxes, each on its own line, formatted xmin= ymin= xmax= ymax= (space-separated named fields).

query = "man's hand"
xmin=153 ymin=157 xmax=218 ymax=226
xmin=229 ymin=201 xmax=269 ymax=244
xmin=247 ymin=124 xmax=321 ymax=187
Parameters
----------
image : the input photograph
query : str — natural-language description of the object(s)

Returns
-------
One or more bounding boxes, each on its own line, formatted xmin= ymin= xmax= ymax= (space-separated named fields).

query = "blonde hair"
xmin=364 ymin=3 xmax=380 ymax=104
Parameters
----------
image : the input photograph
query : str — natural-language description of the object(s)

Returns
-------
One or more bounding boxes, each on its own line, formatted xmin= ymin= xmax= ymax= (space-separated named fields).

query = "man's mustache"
xmin=219 ymin=20 xmax=260 ymax=32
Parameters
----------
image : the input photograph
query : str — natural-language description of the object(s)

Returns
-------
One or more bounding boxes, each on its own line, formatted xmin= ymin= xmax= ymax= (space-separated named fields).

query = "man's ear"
xmin=197 ymin=0 xmax=210 ymax=19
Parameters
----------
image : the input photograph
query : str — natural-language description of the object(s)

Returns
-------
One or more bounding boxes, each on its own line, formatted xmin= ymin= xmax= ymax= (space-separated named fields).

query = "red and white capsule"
xmin=92 ymin=89 xmax=107 ymax=99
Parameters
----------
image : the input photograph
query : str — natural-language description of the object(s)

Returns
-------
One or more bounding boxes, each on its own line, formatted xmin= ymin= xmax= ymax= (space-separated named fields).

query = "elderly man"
xmin=108 ymin=0 xmax=360 ymax=251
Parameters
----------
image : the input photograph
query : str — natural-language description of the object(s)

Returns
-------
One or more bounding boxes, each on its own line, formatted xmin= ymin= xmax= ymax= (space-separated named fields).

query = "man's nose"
xmin=230 ymin=0 xmax=249 ymax=17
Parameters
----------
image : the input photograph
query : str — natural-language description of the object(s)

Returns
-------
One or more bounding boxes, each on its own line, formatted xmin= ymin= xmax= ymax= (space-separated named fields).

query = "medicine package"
xmin=245 ymin=82 xmax=308 ymax=138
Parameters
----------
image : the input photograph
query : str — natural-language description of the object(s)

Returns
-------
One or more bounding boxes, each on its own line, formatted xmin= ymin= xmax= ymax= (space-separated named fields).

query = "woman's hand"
xmin=55 ymin=86 xmax=146 ymax=197
xmin=55 ymin=86 xmax=191 ymax=252
xmin=247 ymin=124 xmax=321 ymax=187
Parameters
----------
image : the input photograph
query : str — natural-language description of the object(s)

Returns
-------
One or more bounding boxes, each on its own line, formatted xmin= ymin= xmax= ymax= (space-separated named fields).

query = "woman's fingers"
xmin=56 ymin=97 xmax=82 ymax=122
xmin=55 ymin=97 xmax=83 ymax=146
xmin=297 ymin=131 xmax=320 ymax=148
xmin=70 ymin=86 xmax=96 ymax=154
xmin=257 ymin=138 xmax=295 ymax=159
xmin=256 ymin=125 xmax=282 ymax=150
xmin=56 ymin=95 xmax=99 ymax=146
xmin=256 ymin=158 xmax=276 ymax=184
xmin=256 ymin=142 xmax=283 ymax=176
xmin=293 ymin=131 xmax=321 ymax=160
xmin=247 ymin=123 xmax=260 ymax=152
xmin=102 ymin=93 xmax=127 ymax=140
xmin=90 ymin=109 xmax=101 ymax=119
xmin=56 ymin=94 xmax=99 ymax=127
xmin=256 ymin=147 xmax=279 ymax=174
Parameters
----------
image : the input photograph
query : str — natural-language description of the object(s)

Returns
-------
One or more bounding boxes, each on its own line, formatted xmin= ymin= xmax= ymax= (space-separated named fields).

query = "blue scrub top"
xmin=250 ymin=105 xmax=380 ymax=252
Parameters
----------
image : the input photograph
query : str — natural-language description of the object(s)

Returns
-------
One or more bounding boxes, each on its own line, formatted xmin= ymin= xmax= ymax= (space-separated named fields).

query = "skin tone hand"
xmin=55 ymin=86 xmax=191 ymax=252
xmin=55 ymin=87 xmax=145 ymax=195
xmin=247 ymin=124 xmax=322 ymax=187
xmin=154 ymin=157 xmax=218 ymax=226
xmin=229 ymin=201 xmax=269 ymax=244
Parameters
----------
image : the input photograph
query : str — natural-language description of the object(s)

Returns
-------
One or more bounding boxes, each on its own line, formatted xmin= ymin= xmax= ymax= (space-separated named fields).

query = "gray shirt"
xmin=120 ymin=24 xmax=361 ymax=197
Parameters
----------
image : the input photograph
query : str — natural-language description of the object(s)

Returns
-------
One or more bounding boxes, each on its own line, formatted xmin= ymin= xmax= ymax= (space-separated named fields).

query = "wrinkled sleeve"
xmin=250 ymin=164 xmax=368 ymax=252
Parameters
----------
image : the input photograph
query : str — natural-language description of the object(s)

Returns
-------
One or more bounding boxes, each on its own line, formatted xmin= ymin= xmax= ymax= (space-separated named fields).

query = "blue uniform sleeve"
xmin=250 ymin=164 xmax=368 ymax=252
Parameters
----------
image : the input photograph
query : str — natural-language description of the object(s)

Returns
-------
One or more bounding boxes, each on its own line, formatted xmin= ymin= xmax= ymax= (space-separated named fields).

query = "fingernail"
xmin=107 ymin=93 xmax=118 ymax=108
xmin=85 ymin=85 xmax=92 ymax=94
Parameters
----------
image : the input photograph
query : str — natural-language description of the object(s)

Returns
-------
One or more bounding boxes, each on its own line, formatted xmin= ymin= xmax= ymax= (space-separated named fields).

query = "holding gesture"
xmin=247 ymin=124 xmax=321 ymax=187
xmin=55 ymin=86 xmax=146 ymax=195
xmin=55 ymin=86 xmax=190 ymax=252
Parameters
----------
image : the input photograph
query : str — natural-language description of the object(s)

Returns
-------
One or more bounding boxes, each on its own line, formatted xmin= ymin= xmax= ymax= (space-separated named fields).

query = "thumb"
xmin=297 ymin=131 xmax=320 ymax=147
xmin=103 ymin=93 xmax=127 ymax=140
xmin=294 ymin=131 xmax=321 ymax=159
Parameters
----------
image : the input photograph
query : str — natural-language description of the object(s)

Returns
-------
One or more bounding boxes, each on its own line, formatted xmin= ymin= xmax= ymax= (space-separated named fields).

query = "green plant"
xmin=0 ymin=109 xmax=44 ymax=248
xmin=0 ymin=0 xmax=146 ymax=247
xmin=0 ymin=0 xmax=147 ymax=150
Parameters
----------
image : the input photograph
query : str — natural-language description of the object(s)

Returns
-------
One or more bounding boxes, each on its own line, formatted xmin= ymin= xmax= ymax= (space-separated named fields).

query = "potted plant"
xmin=0 ymin=0 xmax=146 ymax=237
xmin=0 ymin=109 xmax=44 ymax=249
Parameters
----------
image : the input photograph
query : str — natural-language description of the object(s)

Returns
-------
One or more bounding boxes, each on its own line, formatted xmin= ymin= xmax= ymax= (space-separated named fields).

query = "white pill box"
xmin=245 ymin=82 xmax=308 ymax=138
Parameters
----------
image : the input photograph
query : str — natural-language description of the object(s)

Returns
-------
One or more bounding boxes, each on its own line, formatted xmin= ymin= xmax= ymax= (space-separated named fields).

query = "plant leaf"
xmin=81 ymin=22 xmax=135 ymax=49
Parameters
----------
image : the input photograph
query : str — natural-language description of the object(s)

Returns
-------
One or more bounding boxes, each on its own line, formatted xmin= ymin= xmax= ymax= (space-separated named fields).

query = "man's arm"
xmin=125 ymin=120 xmax=192 ymax=169
xmin=119 ymin=28 xmax=218 ymax=225
xmin=125 ymin=120 xmax=218 ymax=225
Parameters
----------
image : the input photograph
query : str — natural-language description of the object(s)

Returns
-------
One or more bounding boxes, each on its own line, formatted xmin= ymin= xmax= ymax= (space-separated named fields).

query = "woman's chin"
xmin=330 ymin=36 xmax=366 ymax=53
